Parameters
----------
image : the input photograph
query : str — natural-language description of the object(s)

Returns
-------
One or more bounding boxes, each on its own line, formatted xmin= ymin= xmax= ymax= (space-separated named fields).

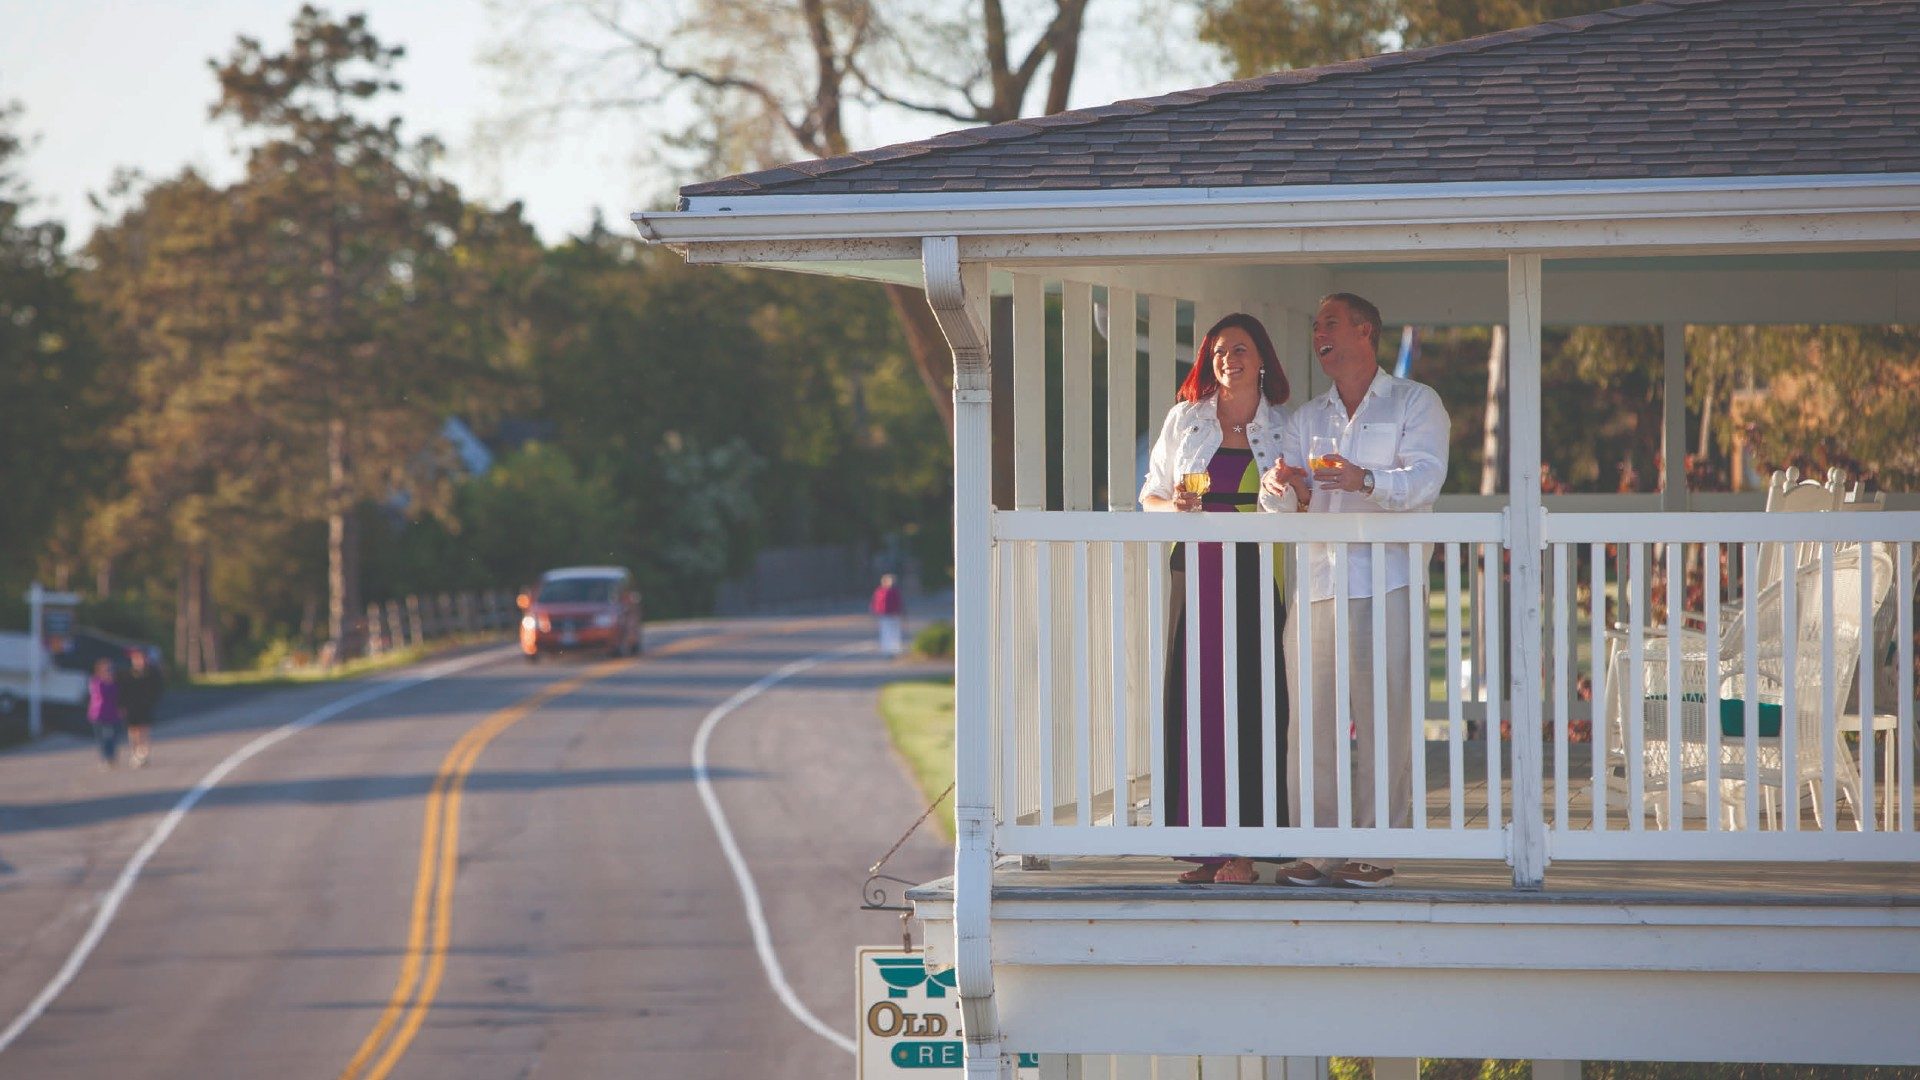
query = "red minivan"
xmin=519 ymin=567 xmax=643 ymax=660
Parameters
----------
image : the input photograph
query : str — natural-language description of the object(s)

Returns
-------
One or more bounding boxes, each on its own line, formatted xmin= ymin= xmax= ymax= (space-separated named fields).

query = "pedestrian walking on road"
xmin=870 ymin=574 xmax=906 ymax=657
xmin=87 ymin=658 xmax=125 ymax=769
xmin=122 ymin=649 xmax=164 ymax=768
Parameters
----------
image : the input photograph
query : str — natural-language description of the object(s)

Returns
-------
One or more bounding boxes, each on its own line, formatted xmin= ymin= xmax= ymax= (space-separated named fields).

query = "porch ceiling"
xmin=702 ymin=249 xmax=1920 ymax=328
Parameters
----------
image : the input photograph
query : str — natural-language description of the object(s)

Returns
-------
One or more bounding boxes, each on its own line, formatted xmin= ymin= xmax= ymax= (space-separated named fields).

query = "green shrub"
xmin=911 ymin=620 xmax=954 ymax=659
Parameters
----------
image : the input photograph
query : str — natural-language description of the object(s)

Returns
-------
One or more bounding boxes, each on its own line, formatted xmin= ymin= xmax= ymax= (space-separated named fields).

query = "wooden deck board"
xmin=957 ymin=855 xmax=1920 ymax=904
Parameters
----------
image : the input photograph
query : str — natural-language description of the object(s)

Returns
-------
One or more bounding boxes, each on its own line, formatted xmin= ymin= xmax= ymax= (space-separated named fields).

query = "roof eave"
xmin=634 ymin=173 xmax=1920 ymax=264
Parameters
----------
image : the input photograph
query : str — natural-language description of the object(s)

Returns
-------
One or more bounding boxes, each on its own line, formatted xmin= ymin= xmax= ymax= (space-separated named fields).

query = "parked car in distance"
xmin=518 ymin=567 xmax=643 ymax=661
xmin=0 ymin=631 xmax=89 ymax=720
xmin=50 ymin=628 xmax=164 ymax=675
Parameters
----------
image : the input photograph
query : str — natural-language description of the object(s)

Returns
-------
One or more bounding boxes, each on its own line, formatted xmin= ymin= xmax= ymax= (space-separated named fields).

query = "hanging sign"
xmin=856 ymin=947 xmax=1038 ymax=1077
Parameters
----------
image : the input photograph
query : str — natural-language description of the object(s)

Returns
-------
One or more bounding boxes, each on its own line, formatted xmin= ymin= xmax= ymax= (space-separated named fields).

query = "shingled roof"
xmin=681 ymin=0 xmax=1920 ymax=201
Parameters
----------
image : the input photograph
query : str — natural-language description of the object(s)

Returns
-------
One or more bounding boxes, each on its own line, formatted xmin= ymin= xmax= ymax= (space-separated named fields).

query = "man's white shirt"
xmin=1259 ymin=367 xmax=1450 ymax=600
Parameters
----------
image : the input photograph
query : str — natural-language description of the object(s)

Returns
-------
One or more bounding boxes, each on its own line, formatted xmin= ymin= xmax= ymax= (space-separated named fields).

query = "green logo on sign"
xmin=873 ymin=956 xmax=959 ymax=999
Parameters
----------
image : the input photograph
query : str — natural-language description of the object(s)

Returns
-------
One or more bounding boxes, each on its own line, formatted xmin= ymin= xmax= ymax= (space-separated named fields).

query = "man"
xmin=1260 ymin=293 xmax=1450 ymax=888
xmin=122 ymin=648 xmax=165 ymax=768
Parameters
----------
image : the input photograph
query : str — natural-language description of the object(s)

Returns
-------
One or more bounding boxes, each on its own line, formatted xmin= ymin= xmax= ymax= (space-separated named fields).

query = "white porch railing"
xmin=986 ymin=509 xmax=1920 ymax=872
xmin=992 ymin=509 xmax=1509 ymax=864
xmin=1545 ymin=512 xmax=1920 ymax=862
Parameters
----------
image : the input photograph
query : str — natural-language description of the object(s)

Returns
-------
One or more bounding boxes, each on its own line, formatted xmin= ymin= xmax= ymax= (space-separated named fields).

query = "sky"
xmin=2 ymin=0 xmax=1213 ymax=249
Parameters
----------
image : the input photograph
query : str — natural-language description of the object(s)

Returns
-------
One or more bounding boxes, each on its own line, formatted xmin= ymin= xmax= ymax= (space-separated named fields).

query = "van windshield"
xmin=538 ymin=577 xmax=618 ymax=604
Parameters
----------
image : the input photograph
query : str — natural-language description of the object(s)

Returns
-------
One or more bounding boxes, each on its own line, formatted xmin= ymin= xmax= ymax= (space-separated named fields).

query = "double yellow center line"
xmin=337 ymin=655 xmax=628 ymax=1080
xmin=338 ymin=618 xmax=855 ymax=1079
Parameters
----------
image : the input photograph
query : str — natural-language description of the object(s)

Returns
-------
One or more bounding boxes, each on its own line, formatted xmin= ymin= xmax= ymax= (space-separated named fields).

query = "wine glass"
xmin=1308 ymin=435 xmax=1339 ymax=473
xmin=1179 ymin=471 xmax=1211 ymax=510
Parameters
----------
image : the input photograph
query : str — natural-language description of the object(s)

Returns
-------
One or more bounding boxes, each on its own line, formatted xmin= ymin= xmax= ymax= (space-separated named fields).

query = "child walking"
xmin=87 ymin=658 xmax=125 ymax=769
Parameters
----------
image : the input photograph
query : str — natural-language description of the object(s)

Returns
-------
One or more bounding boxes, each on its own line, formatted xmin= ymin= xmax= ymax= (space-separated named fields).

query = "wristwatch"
xmin=1360 ymin=469 xmax=1376 ymax=495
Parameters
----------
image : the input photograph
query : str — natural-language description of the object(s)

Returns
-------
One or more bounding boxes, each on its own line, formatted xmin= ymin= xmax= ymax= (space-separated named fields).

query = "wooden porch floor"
xmin=978 ymin=855 xmax=1920 ymax=902
xmin=995 ymin=739 xmax=1920 ymax=901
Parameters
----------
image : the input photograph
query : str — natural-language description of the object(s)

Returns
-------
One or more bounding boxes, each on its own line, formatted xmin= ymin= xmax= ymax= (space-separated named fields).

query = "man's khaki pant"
xmin=1286 ymin=588 xmax=1416 ymax=869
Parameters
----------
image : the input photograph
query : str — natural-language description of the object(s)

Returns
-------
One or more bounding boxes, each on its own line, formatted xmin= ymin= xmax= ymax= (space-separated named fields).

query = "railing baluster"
xmin=1297 ymin=544 xmax=1317 ymax=829
xmin=1900 ymin=542 xmax=1914 ymax=834
xmin=1469 ymin=548 xmax=1484 ymax=708
xmin=1590 ymin=542 xmax=1607 ymax=832
xmin=1484 ymin=542 xmax=1503 ymax=831
xmin=1858 ymin=540 xmax=1876 ymax=833
xmin=1447 ymin=542 xmax=1465 ymax=830
xmin=1221 ymin=541 xmax=1241 ymax=826
xmin=1334 ymin=543 xmax=1354 ymax=829
xmin=1148 ymin=541 xmax=1167 ymax=828
xmin=1743 ymin=541 xmax=1761 ymax=829
xmin=1185 ymin=542 xmax=1203 ymax=831
xmin=1036 ymin=542 xmax=1055 ymax=827
xmin=998 ymin=544 xmax=1015 ymax=822
xmin=1704 ymin=541 xmax=1722 ymax=831
xmin=1111 ymin=543 xmax=1130 ymax=827
xmin=1260 ymin=543 xmax=1279 ymax=829
xmin=1820 ymin=542 xmax=1836 ymax=832
xmin=1074 ymin=541 xmax=1092 ymax=828
xmin=1782 ymin=553 xmax=1799 ymax=832
xmin=1666 ymin=540 xmax=1684 ymax=831
xmin=1553 ymin=543 xmax=1569 ymax=833
xmin=1371 ymin=542 xmax=1390 ymax=830
xmin=1627 ymin=543 xmax=1646 ymax=831
xmin=1412 ymin=544 xmax=1429 ymax=831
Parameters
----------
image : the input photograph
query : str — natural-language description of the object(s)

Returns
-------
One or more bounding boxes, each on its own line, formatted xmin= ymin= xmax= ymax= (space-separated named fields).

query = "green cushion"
xmin=1644 ymin=694 xmax=1783 ymax=738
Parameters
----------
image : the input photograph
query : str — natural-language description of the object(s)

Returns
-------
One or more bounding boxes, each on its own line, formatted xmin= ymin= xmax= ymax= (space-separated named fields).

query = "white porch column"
xmin=923 ymin=236 xmax=1009 ymax=1079
xmin=1507 ymin=254 xmax=1548 ymax=889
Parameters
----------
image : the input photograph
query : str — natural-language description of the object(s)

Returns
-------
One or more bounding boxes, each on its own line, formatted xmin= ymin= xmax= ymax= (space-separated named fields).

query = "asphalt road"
xmin=0 ymin=614 xmax=952 ymax=1078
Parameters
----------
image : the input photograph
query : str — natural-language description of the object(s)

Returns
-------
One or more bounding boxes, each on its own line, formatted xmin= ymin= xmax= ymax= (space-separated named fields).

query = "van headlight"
xmin=592 ymin=612 xmax=616 ymax=628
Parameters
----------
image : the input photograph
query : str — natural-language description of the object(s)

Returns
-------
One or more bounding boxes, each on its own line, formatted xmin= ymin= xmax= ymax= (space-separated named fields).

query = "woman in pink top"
xmin=870 ymin=574 xmax=905 ymax=657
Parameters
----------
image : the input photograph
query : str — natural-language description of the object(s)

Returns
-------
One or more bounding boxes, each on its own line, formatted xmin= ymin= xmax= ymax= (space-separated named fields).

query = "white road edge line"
xmin=691 ymin=642 xmax=872 ymax=1058
xmin=0 ymin=645 xmax=514 ymax=1055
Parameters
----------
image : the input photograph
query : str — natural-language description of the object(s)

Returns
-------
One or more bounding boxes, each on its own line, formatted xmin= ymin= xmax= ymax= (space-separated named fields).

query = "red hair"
xmin=1177 ymin=312 xmax=1289 ymax=405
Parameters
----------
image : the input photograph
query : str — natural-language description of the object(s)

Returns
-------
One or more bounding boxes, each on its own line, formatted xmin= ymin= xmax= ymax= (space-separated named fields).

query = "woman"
xmin=1139 ymin=313 xmax=1293 ymax=883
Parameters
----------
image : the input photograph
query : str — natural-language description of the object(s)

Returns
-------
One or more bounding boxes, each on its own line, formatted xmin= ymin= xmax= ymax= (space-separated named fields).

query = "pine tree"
xmin=209 ymin=6 xmax=506 ymax=658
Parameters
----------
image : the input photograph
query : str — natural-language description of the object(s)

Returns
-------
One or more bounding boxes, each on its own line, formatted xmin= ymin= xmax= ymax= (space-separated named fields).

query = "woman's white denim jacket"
xmin=1138 ymin=394 xmax=1290 ymax=505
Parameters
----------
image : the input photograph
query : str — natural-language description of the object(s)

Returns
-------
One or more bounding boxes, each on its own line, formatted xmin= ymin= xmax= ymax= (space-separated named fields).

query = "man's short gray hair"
xmin=1319 ymin=292 xmax=1383 ymax=348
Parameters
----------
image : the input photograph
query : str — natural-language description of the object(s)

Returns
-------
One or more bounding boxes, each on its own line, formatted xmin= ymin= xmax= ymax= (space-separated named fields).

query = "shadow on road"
xmin=0 ymin=765 xmax=760 ymax=837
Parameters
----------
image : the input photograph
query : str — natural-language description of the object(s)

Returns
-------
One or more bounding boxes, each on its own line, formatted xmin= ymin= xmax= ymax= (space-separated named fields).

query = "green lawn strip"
xmin=189 ymin=633 xmax=508 ymax=689
xmin=878 ymin=677 xmax=957 ymax=842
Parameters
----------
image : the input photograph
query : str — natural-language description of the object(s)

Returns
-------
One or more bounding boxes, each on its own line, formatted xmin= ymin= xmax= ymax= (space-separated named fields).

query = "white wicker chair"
xmin=1607 ymin=542 xmax=1897 ymax=830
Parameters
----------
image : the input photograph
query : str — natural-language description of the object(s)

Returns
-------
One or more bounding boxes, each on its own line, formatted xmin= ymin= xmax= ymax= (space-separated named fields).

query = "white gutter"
xmin=633 ymin=172 xmax=1920 ymax=249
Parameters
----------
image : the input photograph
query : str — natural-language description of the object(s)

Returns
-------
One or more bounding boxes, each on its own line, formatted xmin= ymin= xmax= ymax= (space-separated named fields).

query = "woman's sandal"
xmin=1212 ymin=858 xmax=1259 ymax=884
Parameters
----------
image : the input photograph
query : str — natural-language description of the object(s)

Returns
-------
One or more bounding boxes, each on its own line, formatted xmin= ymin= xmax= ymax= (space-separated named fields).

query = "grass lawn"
xmin=877 ymin=677 xmax=956 ymax=841
xmin=190 ymin=633 xmax=506 ymax=689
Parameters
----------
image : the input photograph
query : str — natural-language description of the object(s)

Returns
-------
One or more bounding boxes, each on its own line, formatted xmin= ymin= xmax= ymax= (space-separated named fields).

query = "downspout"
xmin=921 ymin=236 xmax=1006 ymax=1078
